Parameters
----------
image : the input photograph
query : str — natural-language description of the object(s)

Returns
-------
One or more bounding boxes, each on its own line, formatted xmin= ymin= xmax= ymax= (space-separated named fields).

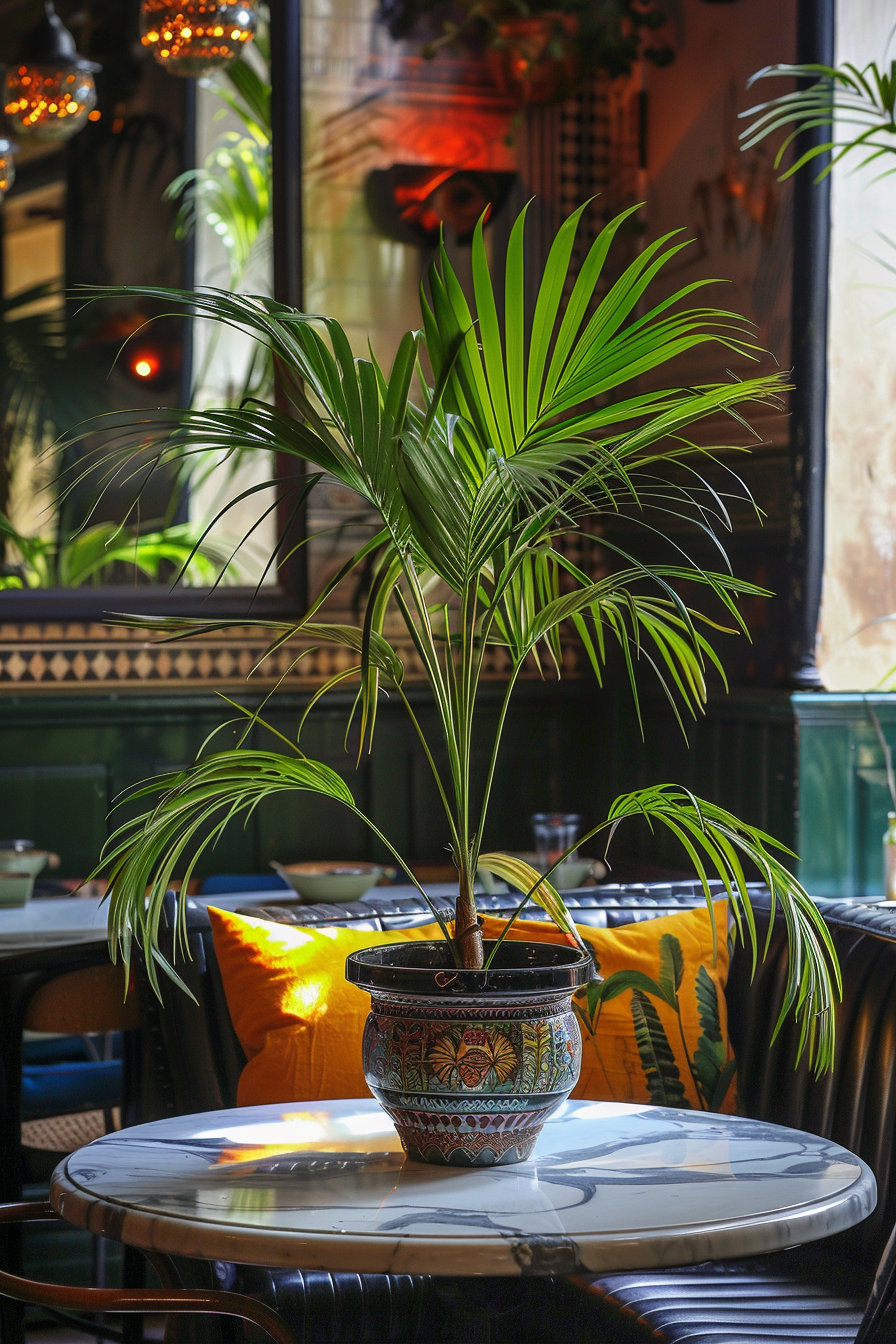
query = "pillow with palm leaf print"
xmin=479 ymin=901 xmax=736 ymax=1113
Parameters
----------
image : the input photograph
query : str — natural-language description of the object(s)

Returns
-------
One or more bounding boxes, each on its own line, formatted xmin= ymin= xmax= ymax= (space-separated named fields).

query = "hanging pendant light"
xmin=3 ymin=4 xmax=100 ymax=145
xmin=0 ymin=139 xmax=15 ymax=200
xmin=140 ymin=2 xmax=258 ymax=77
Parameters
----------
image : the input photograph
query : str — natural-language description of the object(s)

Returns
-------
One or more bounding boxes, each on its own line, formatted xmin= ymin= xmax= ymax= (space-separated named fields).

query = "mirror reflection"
xmin=0 ymin=0 xmax=272 ymax=594
xmin=0 ymin=0 xmax=658 ymax=601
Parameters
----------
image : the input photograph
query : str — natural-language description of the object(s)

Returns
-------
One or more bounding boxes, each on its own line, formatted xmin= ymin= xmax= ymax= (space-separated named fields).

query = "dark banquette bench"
xmin=132 ymin=884 xmax=896 ymax=1344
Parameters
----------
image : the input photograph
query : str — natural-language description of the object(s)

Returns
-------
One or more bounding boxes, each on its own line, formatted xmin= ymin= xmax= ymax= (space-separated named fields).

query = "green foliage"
xmin=630 ymin=990 xmax=688 ymax=1107
xmin=740 ymin=60 xmax=896 ymax=181
xmin=477 ymin=851 xmax=591 ymax=958
xmin=0 ymin=515 xmax=235 ymax=590
xmin=103 ymin=749 xmax=362 ymax=996
xmin=75 ymin=201 xmax=841 ymax=1068
xmin=693 ymin=965 xmax=736 ymax=1111
xmin=580 ymin=932 xmax=737 ymax=1111
xmin=657 ymin=931 xmax=684 ymax=1006
xmin=166 ymin=53 xmax=272 ymax=290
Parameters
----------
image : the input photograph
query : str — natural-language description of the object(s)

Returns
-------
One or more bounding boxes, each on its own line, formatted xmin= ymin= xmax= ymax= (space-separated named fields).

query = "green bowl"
xmin=0 ymin=849 xmax=49 ymax=878
xmin=0 ymin=874 xmax=35 ymax=906
xmin=276 ymin=862 xmax=384 ymax=903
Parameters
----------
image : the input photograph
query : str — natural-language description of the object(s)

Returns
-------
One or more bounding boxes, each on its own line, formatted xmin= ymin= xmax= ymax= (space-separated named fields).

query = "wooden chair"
xmin=0 ymin=941 xmax=141 ymax=1344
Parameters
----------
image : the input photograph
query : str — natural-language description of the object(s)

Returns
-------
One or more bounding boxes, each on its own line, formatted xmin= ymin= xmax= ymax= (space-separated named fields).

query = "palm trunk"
xmin=454 ymin=866 xmax=484 ymax=968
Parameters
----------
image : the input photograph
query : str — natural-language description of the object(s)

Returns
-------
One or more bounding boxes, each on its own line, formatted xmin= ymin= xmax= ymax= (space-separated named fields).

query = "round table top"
xmin=51 ymin=1099 xmax=876 ymax=1276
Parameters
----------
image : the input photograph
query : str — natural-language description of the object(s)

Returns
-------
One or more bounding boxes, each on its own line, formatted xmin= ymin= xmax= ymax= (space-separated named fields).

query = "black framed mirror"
xmin=0 ymin=0 xmax=304 ymax=620
xmin=0 ymin=0 xmax=646 ymax=626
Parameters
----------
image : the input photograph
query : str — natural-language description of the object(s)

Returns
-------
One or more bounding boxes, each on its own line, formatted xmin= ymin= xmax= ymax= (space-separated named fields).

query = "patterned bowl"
xmin=346 ymin=939 xmax=594 ymax=1166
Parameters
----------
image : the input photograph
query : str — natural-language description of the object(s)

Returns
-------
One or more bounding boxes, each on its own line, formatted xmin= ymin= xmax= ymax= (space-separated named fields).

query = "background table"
xmin=0 ymin=885 xmax=467 ymax=958
xmin=0 ymin=891 xmax=302 ymax=957
xmin=50 ymin=1099 xmax=876 ymax=1276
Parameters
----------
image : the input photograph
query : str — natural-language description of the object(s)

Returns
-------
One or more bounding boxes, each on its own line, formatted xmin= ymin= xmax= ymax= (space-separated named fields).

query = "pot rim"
xmin=346 ymin=938 xmax=594 ymax=996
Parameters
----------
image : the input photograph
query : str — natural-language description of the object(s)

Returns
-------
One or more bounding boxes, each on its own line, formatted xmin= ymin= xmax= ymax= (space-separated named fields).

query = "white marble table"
xmin=0 ymin=884 xmax=470 ymax=957
xmin=0 ymin=892 xmax=292 ymax=957
xmin=50 ymin=1099 xmax=876 ymax=1276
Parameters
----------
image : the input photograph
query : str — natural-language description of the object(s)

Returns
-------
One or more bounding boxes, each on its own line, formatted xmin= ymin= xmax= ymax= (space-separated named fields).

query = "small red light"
xmin=132 ymin=353 xmax=160 ymax=379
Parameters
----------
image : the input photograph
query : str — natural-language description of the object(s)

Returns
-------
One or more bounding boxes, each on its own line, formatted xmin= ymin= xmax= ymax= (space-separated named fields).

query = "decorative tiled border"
xmin=0 ymin=623 xmax=583 ymax=692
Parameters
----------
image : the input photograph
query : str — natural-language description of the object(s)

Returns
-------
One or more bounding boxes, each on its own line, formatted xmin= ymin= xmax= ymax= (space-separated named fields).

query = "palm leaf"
xmin=477 ymin=852 xmax=590 ymax=959
xmin=100 ymin=746 xmax=454 ymax=993
xmin=657 ymin=933 xmax=684 ymax=1010
xmin=692 ymin=963 xmax=733 ymax=1110
xmin=588 ymin=967 xmax=669 ymax=1007
xmin=740 ymin=60 xmax=896 ymax=181
xmin=569 ymin=785 xmax=841 ymax=1072
xmin=631 ymin=990 xmax=689 ymax=1108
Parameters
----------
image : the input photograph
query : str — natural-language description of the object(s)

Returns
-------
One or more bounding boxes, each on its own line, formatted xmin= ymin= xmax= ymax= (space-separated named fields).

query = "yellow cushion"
xmin=210 ymin=901 xmax=736 ymax=1114
xmin=207 ymin=908 xmax=444 ymax=1106
xmin=479 ymin=902 xmax=736 ymax=1112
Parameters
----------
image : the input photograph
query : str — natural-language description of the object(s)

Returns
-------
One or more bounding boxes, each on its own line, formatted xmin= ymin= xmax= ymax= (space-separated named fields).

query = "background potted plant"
xmin=381 ymin=0 xmax=673 ymax=105
xmin=79 ymin=200 xmax=839 ymax=1164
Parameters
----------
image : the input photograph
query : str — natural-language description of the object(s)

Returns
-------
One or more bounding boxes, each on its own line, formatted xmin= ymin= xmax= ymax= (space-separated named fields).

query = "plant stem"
xmin=675 ymin=1005 xmax=705 ymax=1110
xmin=455 ymin=862 xmax=483 ymax=968
xmin=454 ymin=578 xmax=484 ymax=968
xmin=474 ymin=660 xmax=523 ymax=865
xmin=395 ymin=683 xmax=462 ymax=854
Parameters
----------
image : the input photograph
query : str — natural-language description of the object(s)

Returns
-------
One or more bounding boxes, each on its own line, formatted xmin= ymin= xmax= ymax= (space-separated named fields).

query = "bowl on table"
xmin=0 ymin=842 xmax=52 ymax=907
xmin=272 ymin=861 xmax=385 ymax=904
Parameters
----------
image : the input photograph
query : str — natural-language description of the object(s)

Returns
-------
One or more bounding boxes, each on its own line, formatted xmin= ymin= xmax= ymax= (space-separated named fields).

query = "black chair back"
xmin=727 ymin=898 xmax=896 ymax=1268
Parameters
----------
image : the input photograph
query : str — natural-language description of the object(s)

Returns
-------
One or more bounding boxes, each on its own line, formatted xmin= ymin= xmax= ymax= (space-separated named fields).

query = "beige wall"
xmin=817 ymin=0 xmax=896 ymax=689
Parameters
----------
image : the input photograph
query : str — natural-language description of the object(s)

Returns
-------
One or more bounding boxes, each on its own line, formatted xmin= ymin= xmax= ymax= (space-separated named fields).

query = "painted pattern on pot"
xmin=361 ymin=995 xmax=582 ymax=1166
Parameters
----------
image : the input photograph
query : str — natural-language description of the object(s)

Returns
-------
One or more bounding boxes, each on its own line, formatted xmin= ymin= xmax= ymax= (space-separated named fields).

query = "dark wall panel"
xmin=0 ymin=682 xmax=795 ymax=880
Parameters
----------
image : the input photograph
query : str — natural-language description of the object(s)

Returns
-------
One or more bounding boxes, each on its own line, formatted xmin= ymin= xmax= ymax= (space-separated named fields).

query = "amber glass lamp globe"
xmin=3 ymin=4 xmax=100 ymax=145
xmin=140 ymin=2 xmax=257 ymax=76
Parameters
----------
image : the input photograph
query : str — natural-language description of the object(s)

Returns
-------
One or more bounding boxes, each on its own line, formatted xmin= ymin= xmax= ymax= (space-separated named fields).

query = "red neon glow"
xmin=132 ymin=353 xmax=161 ymax=379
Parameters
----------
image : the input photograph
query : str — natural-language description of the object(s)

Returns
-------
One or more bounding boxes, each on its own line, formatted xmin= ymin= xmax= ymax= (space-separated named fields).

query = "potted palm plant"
xmin=82 ymin=200 xmax=839 ymax=1165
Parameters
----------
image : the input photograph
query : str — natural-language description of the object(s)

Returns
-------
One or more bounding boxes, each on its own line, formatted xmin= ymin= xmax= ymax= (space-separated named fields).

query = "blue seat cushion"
xmin=23 ymin=1035 xmax=93 ymax=1065
xmin=21 ymin=1059 xmax=123 ymax=1120
xmin=200 ymin=873 xmax=290 ymax=895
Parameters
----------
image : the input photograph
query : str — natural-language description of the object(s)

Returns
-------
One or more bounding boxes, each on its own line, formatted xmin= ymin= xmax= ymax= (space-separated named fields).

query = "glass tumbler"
xmin=531 ymin=813 xmax=581 ymax=873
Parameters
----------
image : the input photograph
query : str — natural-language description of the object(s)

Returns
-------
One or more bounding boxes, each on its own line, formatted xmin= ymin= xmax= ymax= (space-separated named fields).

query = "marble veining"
xmin=50 ymin=1099 xmax=877 ymax=1276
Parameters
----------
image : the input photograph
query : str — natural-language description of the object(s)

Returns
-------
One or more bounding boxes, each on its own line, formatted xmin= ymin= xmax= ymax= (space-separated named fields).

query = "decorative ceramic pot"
xmin=485 ymin=13 xmax=582 ymax=106
xmin=345 ymin=939 xmax=593 ymax=1167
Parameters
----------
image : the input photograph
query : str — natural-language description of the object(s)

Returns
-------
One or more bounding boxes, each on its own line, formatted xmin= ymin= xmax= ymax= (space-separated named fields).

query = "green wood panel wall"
xmin=0 ymin=684 xmax=602 ymax=878
xmin=593 ymin=686 xmax=797 ymax=871
xmin=0 ymin=681 xmax=797 ymax=882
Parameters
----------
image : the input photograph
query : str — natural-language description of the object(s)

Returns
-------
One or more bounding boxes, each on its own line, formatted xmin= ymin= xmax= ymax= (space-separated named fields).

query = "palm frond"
xmin=587 ymin=786 xmax=840 ymax=1071
xmin=740 ymin=60 xmax=896 ymax=180
xmin=0 ymin=513 xmax=235 ymax=588
xmin=100 ymin=747 xmax=454 ymax=994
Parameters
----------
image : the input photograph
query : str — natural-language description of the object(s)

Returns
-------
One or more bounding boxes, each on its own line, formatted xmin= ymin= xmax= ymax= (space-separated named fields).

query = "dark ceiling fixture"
xmin=140 ymin=2 xmax=258 ymax=77
xmin=3 ymin=3 xmax=101 ymax=144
